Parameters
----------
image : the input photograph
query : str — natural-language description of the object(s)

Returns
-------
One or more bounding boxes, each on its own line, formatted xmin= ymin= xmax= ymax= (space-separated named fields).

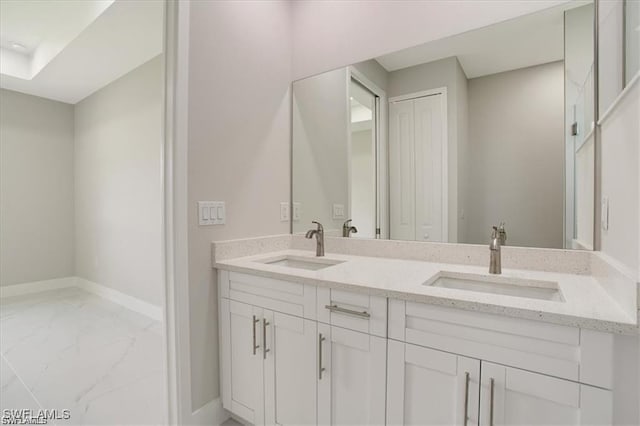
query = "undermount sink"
xmin=258 ymin=255 xmax=345 ymax=271
xmin=425 ymin=271 xmax=564 ymax=302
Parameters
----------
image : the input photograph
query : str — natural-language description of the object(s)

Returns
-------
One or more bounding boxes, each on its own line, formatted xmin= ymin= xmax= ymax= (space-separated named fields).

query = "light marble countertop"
xmin=215 ymin=248 xmax=638 ymax=334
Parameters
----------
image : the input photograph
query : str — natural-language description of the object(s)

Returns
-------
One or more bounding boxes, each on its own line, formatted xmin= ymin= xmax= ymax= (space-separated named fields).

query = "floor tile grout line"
xmin=1 ymin=352 xmax=46 ymax=412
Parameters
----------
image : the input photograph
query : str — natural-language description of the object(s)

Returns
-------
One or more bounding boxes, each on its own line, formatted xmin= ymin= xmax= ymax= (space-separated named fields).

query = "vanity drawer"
xmin=388 ymin=300 xmax=613 ymax=388
xmin=317 ymin=287 xmax=387 ymax=337
xmin=218 ymin=270 xmax=316 ymax=319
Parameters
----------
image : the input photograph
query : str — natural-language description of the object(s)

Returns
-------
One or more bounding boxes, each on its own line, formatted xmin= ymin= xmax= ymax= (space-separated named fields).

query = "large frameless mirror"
xmin=292 ymin=0 xmax=597 ymax=250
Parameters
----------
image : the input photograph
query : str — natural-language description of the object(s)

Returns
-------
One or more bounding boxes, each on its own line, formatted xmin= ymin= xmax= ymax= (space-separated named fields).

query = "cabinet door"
xmin=387 ymin=339 xmax=480 ymax=425
xmin=264 ymin=310 xmax=317 ymax=426
xmin=220 ymin=299 xmax=265 ymax=425
xmin=317 ymin=324 xmax=386 ymax=425
xmin=480 ymin=362 xmax=612 ymax=426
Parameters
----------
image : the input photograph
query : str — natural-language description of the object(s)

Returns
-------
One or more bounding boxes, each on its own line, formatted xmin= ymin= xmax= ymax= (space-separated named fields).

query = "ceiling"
xmin=0 ymin=0 xmax=163 ymax=104
xmin=376 ymin=1 xmax=592 ymax=79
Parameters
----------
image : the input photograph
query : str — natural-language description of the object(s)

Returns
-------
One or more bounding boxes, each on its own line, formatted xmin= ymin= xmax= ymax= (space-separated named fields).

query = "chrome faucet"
xmin=342 ymin=219 xmax=358 ymax=238
xmin=489 ymin=226 xmax=502 ymax=274
xmin=305 ymin=221 xmax=325 ymax=257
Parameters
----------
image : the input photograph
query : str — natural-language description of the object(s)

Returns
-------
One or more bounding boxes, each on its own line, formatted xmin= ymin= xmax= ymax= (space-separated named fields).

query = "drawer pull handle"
xmin=463 ymin=371 xmax=470 ymax=425
xmin=263 ymin=318 xmax=270 ymax=359
xmin=325 ymin=304 xmax=370 ymax=319
xmin=489 ymin=377 xmax=495 ymax=426
xmin=318 ymin=333 xmax=326 ymax=380
xmin=252 ymin=315 xmax=260 ymax=355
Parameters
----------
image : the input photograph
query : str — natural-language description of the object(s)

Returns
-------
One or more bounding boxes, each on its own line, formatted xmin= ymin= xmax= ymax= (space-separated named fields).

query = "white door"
xmin=389 ymin=93 xmax=446 ymax=242
xmin=389 ymin=98 xmax=415 ymax=241
xmin=220 ymin=299 xmax=265 ymax=425
xmin=317 ymin=324 xmax=386 ymax=426
xmin=387 ymin=340 xmax=480 ymax=426
xmin=480 ymin=362 xmax=613 ymax=426
xmin=414 ymin=95 xmax=445 ymax=242
xmin=264 ymin=310 xmax=317 ymax=426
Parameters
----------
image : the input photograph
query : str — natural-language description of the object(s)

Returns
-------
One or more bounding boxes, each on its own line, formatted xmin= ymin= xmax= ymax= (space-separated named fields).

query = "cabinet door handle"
xmin=318 ymin=333 xmax=326 ymax=380
xmin=325 ymin=304 xmax=370 ymax=318
xmin=489 ymin=378 xmax=495 ymax=426
xmin=252 ymin=315 xmax=260 ymax=355
xmin=463 ymin=371 xmax=470 ymax=425
xmin=263 ymin=318 xmax=270 ymax=359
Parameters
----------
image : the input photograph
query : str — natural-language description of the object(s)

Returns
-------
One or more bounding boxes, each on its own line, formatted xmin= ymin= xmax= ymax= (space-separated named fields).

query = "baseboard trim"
xmin=0 ymin=277 xmax=76 ymax=298
xmin=190 ymin=398 xmax=229 ymax=426
xmin=1 ymin=277 xmax=162 ymax=321
xmin=75 ymin=278 xmax=163 ymax=321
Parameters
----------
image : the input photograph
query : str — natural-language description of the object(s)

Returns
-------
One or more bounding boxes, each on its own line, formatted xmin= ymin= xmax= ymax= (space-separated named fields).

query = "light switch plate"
xmin=198 ymin=201 xmax=225 ymax=225
xmin=601 ymin=197 xmax=609 ymax=231
xmin=293 ymin=202 xmax=301 ymax=221
xmin=280 ymin=202 xmax=290 ymax=222
xmin=332 ymin=203 xmax=345 ymax=219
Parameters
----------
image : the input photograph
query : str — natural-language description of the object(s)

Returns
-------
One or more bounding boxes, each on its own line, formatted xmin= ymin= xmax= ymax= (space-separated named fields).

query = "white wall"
xmin=455 ymin=60 xmax=469 ymax=243
xmin=350 ymin=128 xmax=376 ymax=238
xmin=466 ymin=61 xmax=565 ymax=248
xmin=187 ymin=0 xmax=291 ymax=410
xmin=564 ymin=4 xmax=595 ymax=249
xmin=291 ymin=0 xmax=569 ymax=80
xmin=387 ymin=56 xmax=466 ymax=242
xmin=292 ymin=68 xmax=348 ymax=234
xmin=598 ymin=0 xmax=625 ymax=116
xmin=0 ymin=90 xmax=75 ymax=286
xmin=599 ymin=80 xmax=639 ymax=275
xmin=74 ymin=56 xmax=163 ymax=305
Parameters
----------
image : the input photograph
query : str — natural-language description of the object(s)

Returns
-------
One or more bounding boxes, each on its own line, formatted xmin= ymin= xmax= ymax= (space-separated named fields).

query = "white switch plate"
xmin=332 ymin=204 xmax=345 ymax=219
xmin=293 ymin=202 xmax=301 ymax=221
xmin=280 ymin=202 xmax=290 ymax=222
xmin=198 ymin=201 xmax=225 ymax=225
xmin=601 ymin=197 xmax=609 ymax=231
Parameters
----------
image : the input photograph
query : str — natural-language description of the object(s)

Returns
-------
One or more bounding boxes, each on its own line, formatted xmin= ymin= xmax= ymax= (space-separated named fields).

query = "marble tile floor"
xmin=0 ymin=287 xmax=165 ymax=425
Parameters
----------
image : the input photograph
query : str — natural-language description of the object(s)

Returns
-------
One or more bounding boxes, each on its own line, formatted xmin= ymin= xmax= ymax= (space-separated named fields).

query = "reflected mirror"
xmin=292 ymin=1 xmax=596 ymax=250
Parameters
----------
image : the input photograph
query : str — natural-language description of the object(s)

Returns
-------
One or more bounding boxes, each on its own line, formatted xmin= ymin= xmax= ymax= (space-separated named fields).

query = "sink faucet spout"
xmin=306 ymin=221 xmax=325 ymax=257
xmin=489 ymin=226 xmax=502 ymax=274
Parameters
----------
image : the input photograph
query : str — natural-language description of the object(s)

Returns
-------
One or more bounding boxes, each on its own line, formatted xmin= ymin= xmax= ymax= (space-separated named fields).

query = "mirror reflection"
xmin=292 ymin=1 xmax=595 ymax=250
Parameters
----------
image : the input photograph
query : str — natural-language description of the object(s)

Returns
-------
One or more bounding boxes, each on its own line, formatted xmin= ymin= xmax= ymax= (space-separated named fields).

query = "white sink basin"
xmin=258 ymin=255 xmax=345 ymax=271
xmin=425 ymin=271 xmax=564 ymax=302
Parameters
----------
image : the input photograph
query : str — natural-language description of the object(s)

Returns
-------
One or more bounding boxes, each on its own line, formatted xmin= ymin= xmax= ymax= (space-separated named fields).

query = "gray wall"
xmin=465 ymin=61 xmax=564 ymax=248
xmin=74 ymin=55 xmax=164 ymax=305
xmin=187 ymin=1 xmax=292 ymax=410
xmin=0 ymin=90 xmax=75 ymax=286
xmin=455 ymin=60 xmax=469 ymax=243
xmin=292 ymin=67 xmax=348 ymax=234
xmin=353 ymin=59 xmax=389 ymax=92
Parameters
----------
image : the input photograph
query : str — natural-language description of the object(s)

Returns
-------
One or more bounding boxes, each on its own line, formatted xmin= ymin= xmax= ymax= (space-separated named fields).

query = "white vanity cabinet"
xmin=218 ymin=270 xmax=617 ymax=426
xmin=387 ymin=340 xmax=480 ymax=425
xmin=479 ymin=362 xmax=612 ymax=426
xmin=317 ymin=323 xmax=387 ymax=426
xmin=264 ymin=310 xmax=318 ymax=426
xmin=219 ymin=298 xmax=318 ymax=426
xmin=219 ymin=299 xmax=265 ymax=424
xmin=219 ymin=271 xmax=387 ymax=426
xmin=388 ymin=299 xmax=614 ymax=426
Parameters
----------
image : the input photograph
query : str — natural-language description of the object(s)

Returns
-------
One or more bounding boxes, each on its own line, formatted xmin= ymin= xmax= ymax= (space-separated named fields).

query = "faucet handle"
xmin=312 ymin=221 xmax=324 ymax=232
xmin=497 ymin=221 xmax=507 ymax=245
xmin=491 ymin=226 xmax=498 ymax=238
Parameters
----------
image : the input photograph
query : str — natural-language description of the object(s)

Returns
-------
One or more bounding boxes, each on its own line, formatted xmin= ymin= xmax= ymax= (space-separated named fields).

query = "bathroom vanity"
xmin=214 ymin=235 xmax=638 ymax=426
xmin=211 ymin=2 xmax=640 ymax=424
